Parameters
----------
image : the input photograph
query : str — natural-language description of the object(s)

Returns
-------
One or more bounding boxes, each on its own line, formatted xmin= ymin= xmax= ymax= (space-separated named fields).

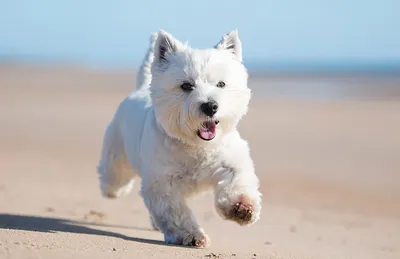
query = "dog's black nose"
xmin=200 ymin=100 xmax=218 ymax=117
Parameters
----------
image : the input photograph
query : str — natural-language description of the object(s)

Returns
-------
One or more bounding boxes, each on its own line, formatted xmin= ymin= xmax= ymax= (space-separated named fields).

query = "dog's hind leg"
xmin=97 ymin=121 xmax=136 ymax=199
xmin=141 ymin=179 xmax=210 ymax=247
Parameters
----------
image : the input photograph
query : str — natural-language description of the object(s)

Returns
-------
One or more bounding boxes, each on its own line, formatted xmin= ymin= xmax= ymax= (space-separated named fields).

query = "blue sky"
xmin=1 ymin=0 xmax=399 ymax=71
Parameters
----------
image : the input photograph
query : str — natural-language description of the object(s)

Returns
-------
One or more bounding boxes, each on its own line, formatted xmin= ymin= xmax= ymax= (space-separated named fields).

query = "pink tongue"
xmin=199 ymin=121 xmax=217 ymax=140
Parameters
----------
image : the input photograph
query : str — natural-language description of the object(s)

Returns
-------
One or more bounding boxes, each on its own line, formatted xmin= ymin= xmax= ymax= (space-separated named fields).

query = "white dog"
xmin=97 ymin=30 xmax=262 ymax=247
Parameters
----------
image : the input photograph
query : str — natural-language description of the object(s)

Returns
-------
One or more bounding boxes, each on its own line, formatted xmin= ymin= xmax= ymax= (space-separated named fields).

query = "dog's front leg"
xmin=141 ymin=180 xmax=210 ymax=247
xmin=214 ymin=154 xmax=262 ymax=226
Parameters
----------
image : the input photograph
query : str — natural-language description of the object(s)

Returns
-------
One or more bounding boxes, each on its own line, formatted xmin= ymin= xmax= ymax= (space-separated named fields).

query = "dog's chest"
xmin=169 ymin=148 xmax=221 ymax=190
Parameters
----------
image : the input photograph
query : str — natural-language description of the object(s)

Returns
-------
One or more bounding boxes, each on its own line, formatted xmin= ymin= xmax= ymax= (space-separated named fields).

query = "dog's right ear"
xmin=153 ymin=30 xmax=184 ymax=66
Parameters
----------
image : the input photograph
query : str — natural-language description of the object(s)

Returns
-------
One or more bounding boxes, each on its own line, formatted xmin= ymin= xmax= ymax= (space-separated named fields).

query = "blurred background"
xmin=1 ymin=0 xmax=400 ymax=72
xmin=1 ymin=1 xmax=400 ymax=258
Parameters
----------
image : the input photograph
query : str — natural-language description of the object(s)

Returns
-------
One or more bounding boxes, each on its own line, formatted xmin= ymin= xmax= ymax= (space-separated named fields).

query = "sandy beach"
xmin=1 ymin=64 xmax=399 ymax=259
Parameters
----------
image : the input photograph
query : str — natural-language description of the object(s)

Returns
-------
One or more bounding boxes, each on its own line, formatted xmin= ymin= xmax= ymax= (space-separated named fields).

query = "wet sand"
xmin=1 ymin=64 xmax=399 ymax=258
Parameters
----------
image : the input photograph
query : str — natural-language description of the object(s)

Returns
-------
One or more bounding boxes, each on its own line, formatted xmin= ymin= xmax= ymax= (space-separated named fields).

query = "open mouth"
xmin=197 ymin=120 xmax=219 ymax=141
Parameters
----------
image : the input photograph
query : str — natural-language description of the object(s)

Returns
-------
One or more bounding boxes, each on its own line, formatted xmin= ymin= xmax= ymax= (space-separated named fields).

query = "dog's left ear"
xmin=214 ymin=30 xmax=242 ymax=62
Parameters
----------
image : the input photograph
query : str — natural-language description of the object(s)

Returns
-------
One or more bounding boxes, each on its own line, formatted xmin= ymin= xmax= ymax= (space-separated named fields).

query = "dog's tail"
xmin=136 ymin=32 xmax=158 ymax=90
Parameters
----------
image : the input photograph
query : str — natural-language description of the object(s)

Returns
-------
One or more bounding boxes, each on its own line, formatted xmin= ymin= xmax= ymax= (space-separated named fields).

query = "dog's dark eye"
xmin=216 ymin=81 xmax=226 ymax=88
xmin=180 ymin=82 xmax=194 ymax=91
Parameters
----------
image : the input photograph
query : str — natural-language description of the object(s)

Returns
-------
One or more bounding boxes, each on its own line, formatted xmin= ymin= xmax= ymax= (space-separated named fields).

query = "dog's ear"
xmin=154 ymin=30 xmax=184 ymax=66
xmin=215 ymin=30 xmax=242 ymax=62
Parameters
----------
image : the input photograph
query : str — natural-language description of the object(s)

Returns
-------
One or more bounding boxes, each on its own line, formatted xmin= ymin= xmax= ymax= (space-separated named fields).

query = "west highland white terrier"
xmin=97 ymin=30 xmax=262 ymax=247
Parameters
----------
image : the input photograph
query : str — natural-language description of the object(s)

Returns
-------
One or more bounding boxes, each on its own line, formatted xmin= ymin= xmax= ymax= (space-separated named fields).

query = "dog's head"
xmin=150 ymin=30 xmax=250 ymax=147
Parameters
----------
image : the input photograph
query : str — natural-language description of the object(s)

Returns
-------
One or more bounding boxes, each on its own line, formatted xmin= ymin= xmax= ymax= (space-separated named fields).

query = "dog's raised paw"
xmin=232 ymin=201 xmax=253 ymax=223
xmin=228 ymin=195 xmax=257 ymax=225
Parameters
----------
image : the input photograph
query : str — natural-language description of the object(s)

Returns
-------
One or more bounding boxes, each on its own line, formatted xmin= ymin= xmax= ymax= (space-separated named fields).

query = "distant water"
xmin=249 ymin=74 xmax=400 ymax=100
xmin=1 ymin=61 xmax=399 ymax=100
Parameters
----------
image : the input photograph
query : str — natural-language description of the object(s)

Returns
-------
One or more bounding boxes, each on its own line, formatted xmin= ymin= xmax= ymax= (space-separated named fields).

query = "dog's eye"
xmin=216 ymin=81 xmax=226 ymax=88
xmin=180 ymin=82 xmax=194 ymax=91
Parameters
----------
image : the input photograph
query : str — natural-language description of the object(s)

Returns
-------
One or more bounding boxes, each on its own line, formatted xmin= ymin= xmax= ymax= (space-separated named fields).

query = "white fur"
xmin=97 ymin=30 xmax=262 ymax=247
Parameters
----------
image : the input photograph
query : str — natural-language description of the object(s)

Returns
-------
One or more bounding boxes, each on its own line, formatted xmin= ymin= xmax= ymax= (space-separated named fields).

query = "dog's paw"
xmin=183 ymin=232 xmax=210 ymax=248
xmin=165 ymin=232 xmax=210 ymax=248
xmin=223 ymin=194 xmax=260 ymax=226
xmin=231 ymin=200 xmax=254 ymax=224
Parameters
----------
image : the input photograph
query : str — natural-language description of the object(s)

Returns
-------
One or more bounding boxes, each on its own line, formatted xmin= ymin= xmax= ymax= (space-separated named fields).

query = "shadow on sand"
xmin=0 ymin=213 xmax=167 ymax=246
